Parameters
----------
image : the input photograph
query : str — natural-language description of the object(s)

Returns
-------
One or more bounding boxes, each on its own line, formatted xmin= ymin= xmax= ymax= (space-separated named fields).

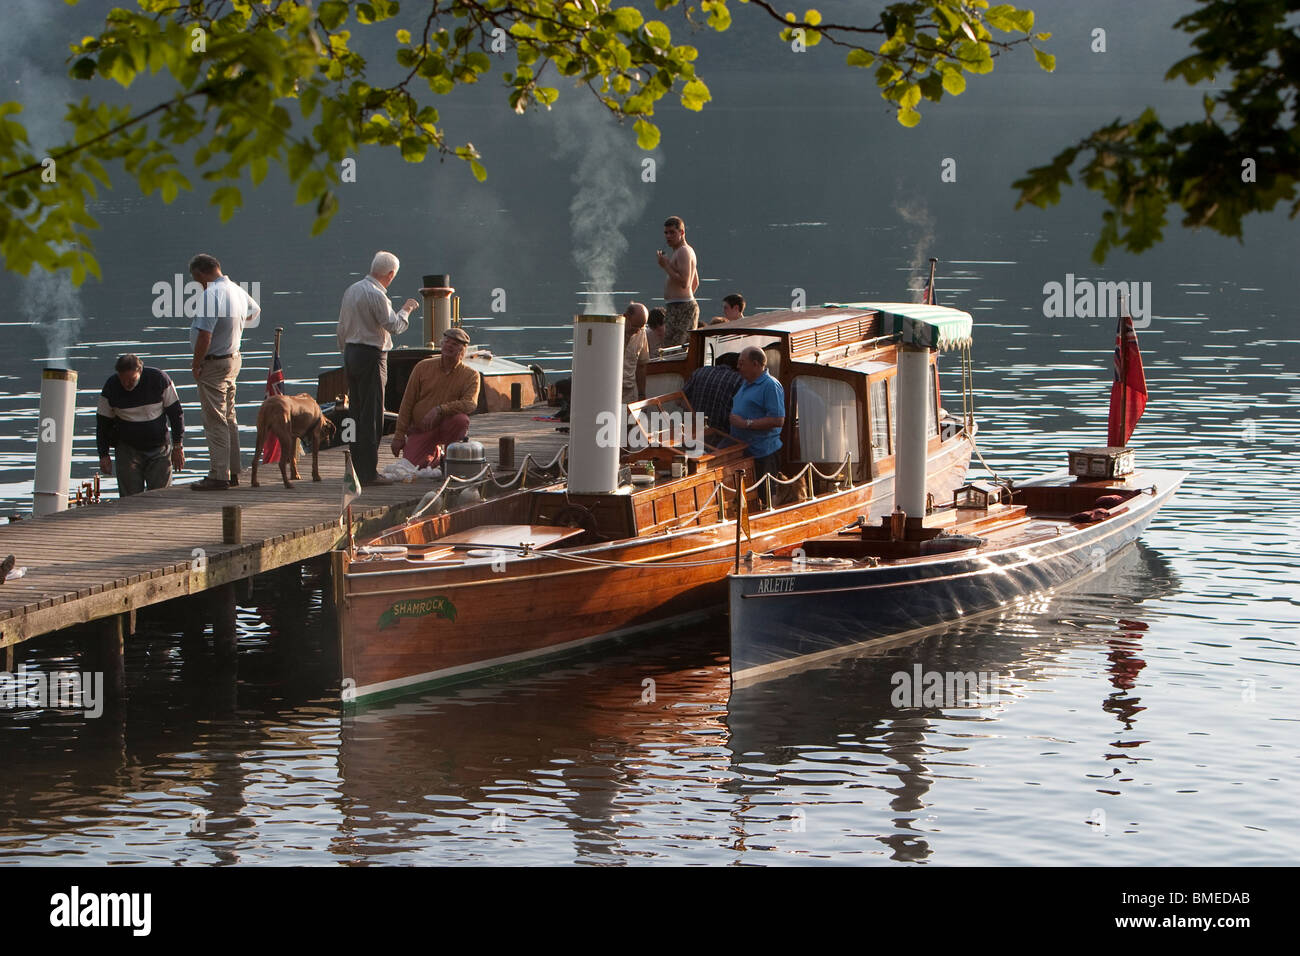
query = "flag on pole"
xmin=1107 ymin=312 xmax=1148 ymax=447
xmin=342 ymin=449 xmax=361 ymax=512
xmin=262 ymin=349 xmax=286 ymax=463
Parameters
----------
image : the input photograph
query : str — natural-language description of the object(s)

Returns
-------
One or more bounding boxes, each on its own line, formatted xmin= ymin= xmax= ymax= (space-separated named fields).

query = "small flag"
xmin=343 ymin=450 xmax=361 ymax=512
xmin=262 ymin=350 xmax=286 ymax=464
xmin=1107 ymin=312 xmax=1148 ymax=447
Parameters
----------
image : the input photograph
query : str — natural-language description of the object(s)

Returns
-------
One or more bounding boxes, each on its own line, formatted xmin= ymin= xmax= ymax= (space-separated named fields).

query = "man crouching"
xmin=390 ymin=327 xmax=478 ymax=470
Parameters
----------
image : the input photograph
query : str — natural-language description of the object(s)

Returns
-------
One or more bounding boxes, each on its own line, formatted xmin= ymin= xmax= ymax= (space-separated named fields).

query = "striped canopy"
xmin=828 ymin=302 xmax=975 ymax=351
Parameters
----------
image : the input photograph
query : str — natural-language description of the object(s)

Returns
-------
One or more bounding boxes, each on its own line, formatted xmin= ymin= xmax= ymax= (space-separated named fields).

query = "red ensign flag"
xmin=1107 ymin=313 xmax=1147 ymax=447
xmin=262 ymin=351 xmax=285 ymax=463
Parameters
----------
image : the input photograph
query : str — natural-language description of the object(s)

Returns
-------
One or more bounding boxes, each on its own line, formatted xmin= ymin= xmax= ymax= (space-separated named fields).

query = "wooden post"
xmin=733 ymin=470 xmax=745 ymax=574
xmin=181 ymin=596 xmax=206 ymax=652
xmin=212 ymin=582 xmax=238 ymax=658
xmin=222 ymin=505 xmax=242 ymax=544
xmin=499 ymin=436 xmax=516 ymax=473
xmin=3 ymin=643 xmax=14 ymax=673
xmin=92 ymin=613 xmax=125 ymax=699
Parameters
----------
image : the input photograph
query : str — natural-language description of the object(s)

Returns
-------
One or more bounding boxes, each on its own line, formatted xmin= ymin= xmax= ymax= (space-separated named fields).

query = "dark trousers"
xmin=344 ymin=344 xmax=387 ymax=481
xmin=116 ymin=443 xmax=172 ymax=497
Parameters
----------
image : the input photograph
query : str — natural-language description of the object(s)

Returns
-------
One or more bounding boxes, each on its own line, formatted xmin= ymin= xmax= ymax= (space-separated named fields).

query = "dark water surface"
xmin=1 ymin=2 xmax=1297 ymax=864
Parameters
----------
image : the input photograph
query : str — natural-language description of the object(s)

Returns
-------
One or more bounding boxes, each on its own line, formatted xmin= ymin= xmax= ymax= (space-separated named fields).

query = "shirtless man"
xmin=656 ymin=216 xmax=699 ymax=349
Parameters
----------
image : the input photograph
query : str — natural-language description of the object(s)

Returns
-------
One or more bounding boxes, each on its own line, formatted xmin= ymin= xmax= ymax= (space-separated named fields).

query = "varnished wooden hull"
xmin=340 ymin=439 xmax=970 ymax=704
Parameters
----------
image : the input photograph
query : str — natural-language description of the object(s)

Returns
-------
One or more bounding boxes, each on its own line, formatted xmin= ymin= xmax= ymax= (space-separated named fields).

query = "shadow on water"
xmin=723 ymin=542 xmax=1180 ymax=863
xmin=0 ymin=563 xmax=340 ymax=864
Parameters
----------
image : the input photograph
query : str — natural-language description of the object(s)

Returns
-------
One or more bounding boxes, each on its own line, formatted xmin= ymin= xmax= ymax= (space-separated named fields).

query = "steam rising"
xmin=895 ymin=200 xmax=935 ymax=303
xmin=24 ymin=266 xmax=82 ymax=369
xmin=556 ymin=98 xmax=649 ymax=314
xmin=4 ymin=0 xmax=86 ymax=367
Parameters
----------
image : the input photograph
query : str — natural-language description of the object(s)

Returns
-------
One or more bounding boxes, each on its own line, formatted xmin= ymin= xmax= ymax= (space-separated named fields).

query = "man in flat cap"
xmin=391 ymin=326 xmax=479 ymax=470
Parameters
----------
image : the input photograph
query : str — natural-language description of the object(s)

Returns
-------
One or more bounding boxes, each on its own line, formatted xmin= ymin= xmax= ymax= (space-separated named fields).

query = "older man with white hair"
xmin=337 ymin=250 xmax=420 ymax=485
xmin=622 ymin=301 xmax=650 ymax=405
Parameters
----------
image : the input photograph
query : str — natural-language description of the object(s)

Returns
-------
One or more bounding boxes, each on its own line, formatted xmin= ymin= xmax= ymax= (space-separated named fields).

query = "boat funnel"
xmin=33 ymin=367 xmax=78 ymax=516
xmin=567 ymin=313 xmax=625 ymax=494
xmin=893 ymin=345 xmax=930 ymax=520
xmin=420 ymin=273 xmax=454 ymax=346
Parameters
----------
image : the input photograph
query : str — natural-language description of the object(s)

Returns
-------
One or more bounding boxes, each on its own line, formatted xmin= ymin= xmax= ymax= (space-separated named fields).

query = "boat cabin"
xmin=644 ymin=304 xmax=960 ymax=485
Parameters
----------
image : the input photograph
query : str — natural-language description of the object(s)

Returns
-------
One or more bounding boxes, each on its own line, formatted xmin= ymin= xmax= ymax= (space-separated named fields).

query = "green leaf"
xmin=634 ymin=118 xmax=660 ymax=150
xmin=395 ymin=28 xmax=411 ymax=44
xmin=846 ymin=48 xmax=874 ymax=68
xmin=680 ymin=78 xmax=711 ymax=111
xmin=211 ymin=185 xmax=242 ymax=222
xmin=470 ymin=159 xmax=487 ymax=182
xmin=940 ymin=65 xmax=966 ymax=95
xmin=614 ymin=7 xmax=644 ymax=32
xmin=897 ymin=107 xmax=921 ymax=128
xmin=318 ymin=1 xmax=348 ymax=31
xmin=1033 ymin=48 xmax=1056 ymax=72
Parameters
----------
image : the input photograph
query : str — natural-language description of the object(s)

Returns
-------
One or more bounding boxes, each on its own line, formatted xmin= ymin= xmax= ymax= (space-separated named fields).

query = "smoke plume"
xmin=555 ymin=97 xmax=649 ymax=315
xmin=895 ymin=199 xmax=935 ymax=302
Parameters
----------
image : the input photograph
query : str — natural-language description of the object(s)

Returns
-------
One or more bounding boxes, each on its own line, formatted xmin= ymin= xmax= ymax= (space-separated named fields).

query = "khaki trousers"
xmin=194 ymin=353 xmax=242 ymax=481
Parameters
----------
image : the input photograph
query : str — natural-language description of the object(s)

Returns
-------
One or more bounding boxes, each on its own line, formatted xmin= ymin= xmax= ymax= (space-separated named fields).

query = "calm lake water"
xmin=0 ymin=1 xmax=1296 ymax=865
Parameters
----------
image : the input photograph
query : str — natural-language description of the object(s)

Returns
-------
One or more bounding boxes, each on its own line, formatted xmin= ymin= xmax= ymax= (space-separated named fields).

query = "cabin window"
xmin=794 ymin=376 xmax=858 ymax=463
xmin=869 ymin=379 xmax=890 ymax=461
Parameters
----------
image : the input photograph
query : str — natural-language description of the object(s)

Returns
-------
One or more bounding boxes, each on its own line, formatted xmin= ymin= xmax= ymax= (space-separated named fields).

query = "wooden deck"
xmin=0 ymin=406 xmax=569 ymax=651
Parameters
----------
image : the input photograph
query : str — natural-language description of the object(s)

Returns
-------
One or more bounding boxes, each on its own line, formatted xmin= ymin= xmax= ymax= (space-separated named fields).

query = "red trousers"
xmin=402 ymin=413 xmax=470 ymax=468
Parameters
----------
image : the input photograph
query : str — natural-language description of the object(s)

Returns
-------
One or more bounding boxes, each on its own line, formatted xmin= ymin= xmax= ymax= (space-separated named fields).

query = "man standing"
xmin=729 ymin=346 xmax=786 ymax=484
xmin=656 ymin=216 xmax=699 ymax=349
xmin=337 ymin=251 xmax=420 ymax=485
xmin=621 ymin=302 xmax=649 ymax=405
xmin=683 ymin=352 xmax=742 ymax=432
xmin=96 ymin=353 xmax=185 ymax=496
xmin=189 ymin=253 xmax=258 ymax=491
xmin=391 ymin=327 xmax=479 ymax=470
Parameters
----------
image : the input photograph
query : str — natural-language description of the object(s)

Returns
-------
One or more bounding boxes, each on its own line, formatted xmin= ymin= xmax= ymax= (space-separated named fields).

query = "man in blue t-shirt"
xmin=729 ymin=346 xmax=786 ymax=485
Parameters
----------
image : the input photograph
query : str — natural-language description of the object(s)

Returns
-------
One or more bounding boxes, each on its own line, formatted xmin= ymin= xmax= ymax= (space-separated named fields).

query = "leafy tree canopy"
xmin=0 ymin=0 xmax=1050 ymax=282
xmin=1014 ymin=0 xmax=1300 ymax=262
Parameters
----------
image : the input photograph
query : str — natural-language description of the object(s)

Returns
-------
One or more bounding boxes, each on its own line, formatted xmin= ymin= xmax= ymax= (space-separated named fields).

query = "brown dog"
xmin=251 ymin=393 xmax=337 ymax=489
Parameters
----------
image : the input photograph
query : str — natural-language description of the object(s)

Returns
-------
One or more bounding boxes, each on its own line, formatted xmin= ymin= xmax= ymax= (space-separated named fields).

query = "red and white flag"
xmin=262 ymin=350 xmax=285 ymax=463
xmin=1107 ymin=312 xmax=1147 ymax=447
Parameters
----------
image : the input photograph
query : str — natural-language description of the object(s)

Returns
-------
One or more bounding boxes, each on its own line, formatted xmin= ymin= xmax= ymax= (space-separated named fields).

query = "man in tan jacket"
xmin=390 ymin=327 xmax=479 ymax=469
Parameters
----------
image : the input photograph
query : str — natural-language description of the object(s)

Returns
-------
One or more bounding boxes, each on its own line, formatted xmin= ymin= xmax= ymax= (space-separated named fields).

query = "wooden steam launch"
xmin=337 ymin=303 xmax=976 ymax=705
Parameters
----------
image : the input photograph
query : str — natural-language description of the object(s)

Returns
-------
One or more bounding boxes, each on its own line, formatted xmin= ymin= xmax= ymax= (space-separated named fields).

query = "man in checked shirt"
xmin=682 ymin=351 xmax=742 ymax=433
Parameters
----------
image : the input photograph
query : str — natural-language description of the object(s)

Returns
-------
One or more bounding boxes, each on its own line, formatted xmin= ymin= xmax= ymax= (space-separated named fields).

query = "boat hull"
xmin=729 ymin=469 xmax=1185 ymax=685
xmin=340 ymin=441 xmax=972 ymax=704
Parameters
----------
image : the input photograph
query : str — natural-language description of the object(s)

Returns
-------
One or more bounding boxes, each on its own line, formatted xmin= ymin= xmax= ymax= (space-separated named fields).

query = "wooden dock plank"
xmin=0 ymin=408 xmax=567 ymax=647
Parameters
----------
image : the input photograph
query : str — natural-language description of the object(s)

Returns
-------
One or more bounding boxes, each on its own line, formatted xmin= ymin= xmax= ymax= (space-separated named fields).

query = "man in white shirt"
xmin=336 ymin=251 xmax=420 ymax=485
xmin=188 ymin=253 xmax=260 ymax=491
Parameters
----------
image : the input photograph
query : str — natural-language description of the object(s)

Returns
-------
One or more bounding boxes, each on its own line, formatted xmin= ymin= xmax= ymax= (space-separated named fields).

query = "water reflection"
xmin=724 ymin=543 xmax=1178 ymax=863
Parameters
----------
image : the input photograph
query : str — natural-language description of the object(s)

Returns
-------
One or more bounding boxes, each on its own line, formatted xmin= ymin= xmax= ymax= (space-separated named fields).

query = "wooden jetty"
xmin=0 ymin=408 xmax=568 ymax=678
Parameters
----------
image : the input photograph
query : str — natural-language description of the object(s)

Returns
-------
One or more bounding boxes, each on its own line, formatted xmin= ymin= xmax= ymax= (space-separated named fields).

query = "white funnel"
xmin=33 ymin=367 xmax=78 ymax=516
xmin=893 ymin=346 xmax=930 ymax=519
xmin=567 ymin=314 xmax=625 ymax=494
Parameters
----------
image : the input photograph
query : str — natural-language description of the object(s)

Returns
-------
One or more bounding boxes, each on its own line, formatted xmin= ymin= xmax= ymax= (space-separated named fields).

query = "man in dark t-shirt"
xmin=96 ymin=353 xmax=185 ymax=496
